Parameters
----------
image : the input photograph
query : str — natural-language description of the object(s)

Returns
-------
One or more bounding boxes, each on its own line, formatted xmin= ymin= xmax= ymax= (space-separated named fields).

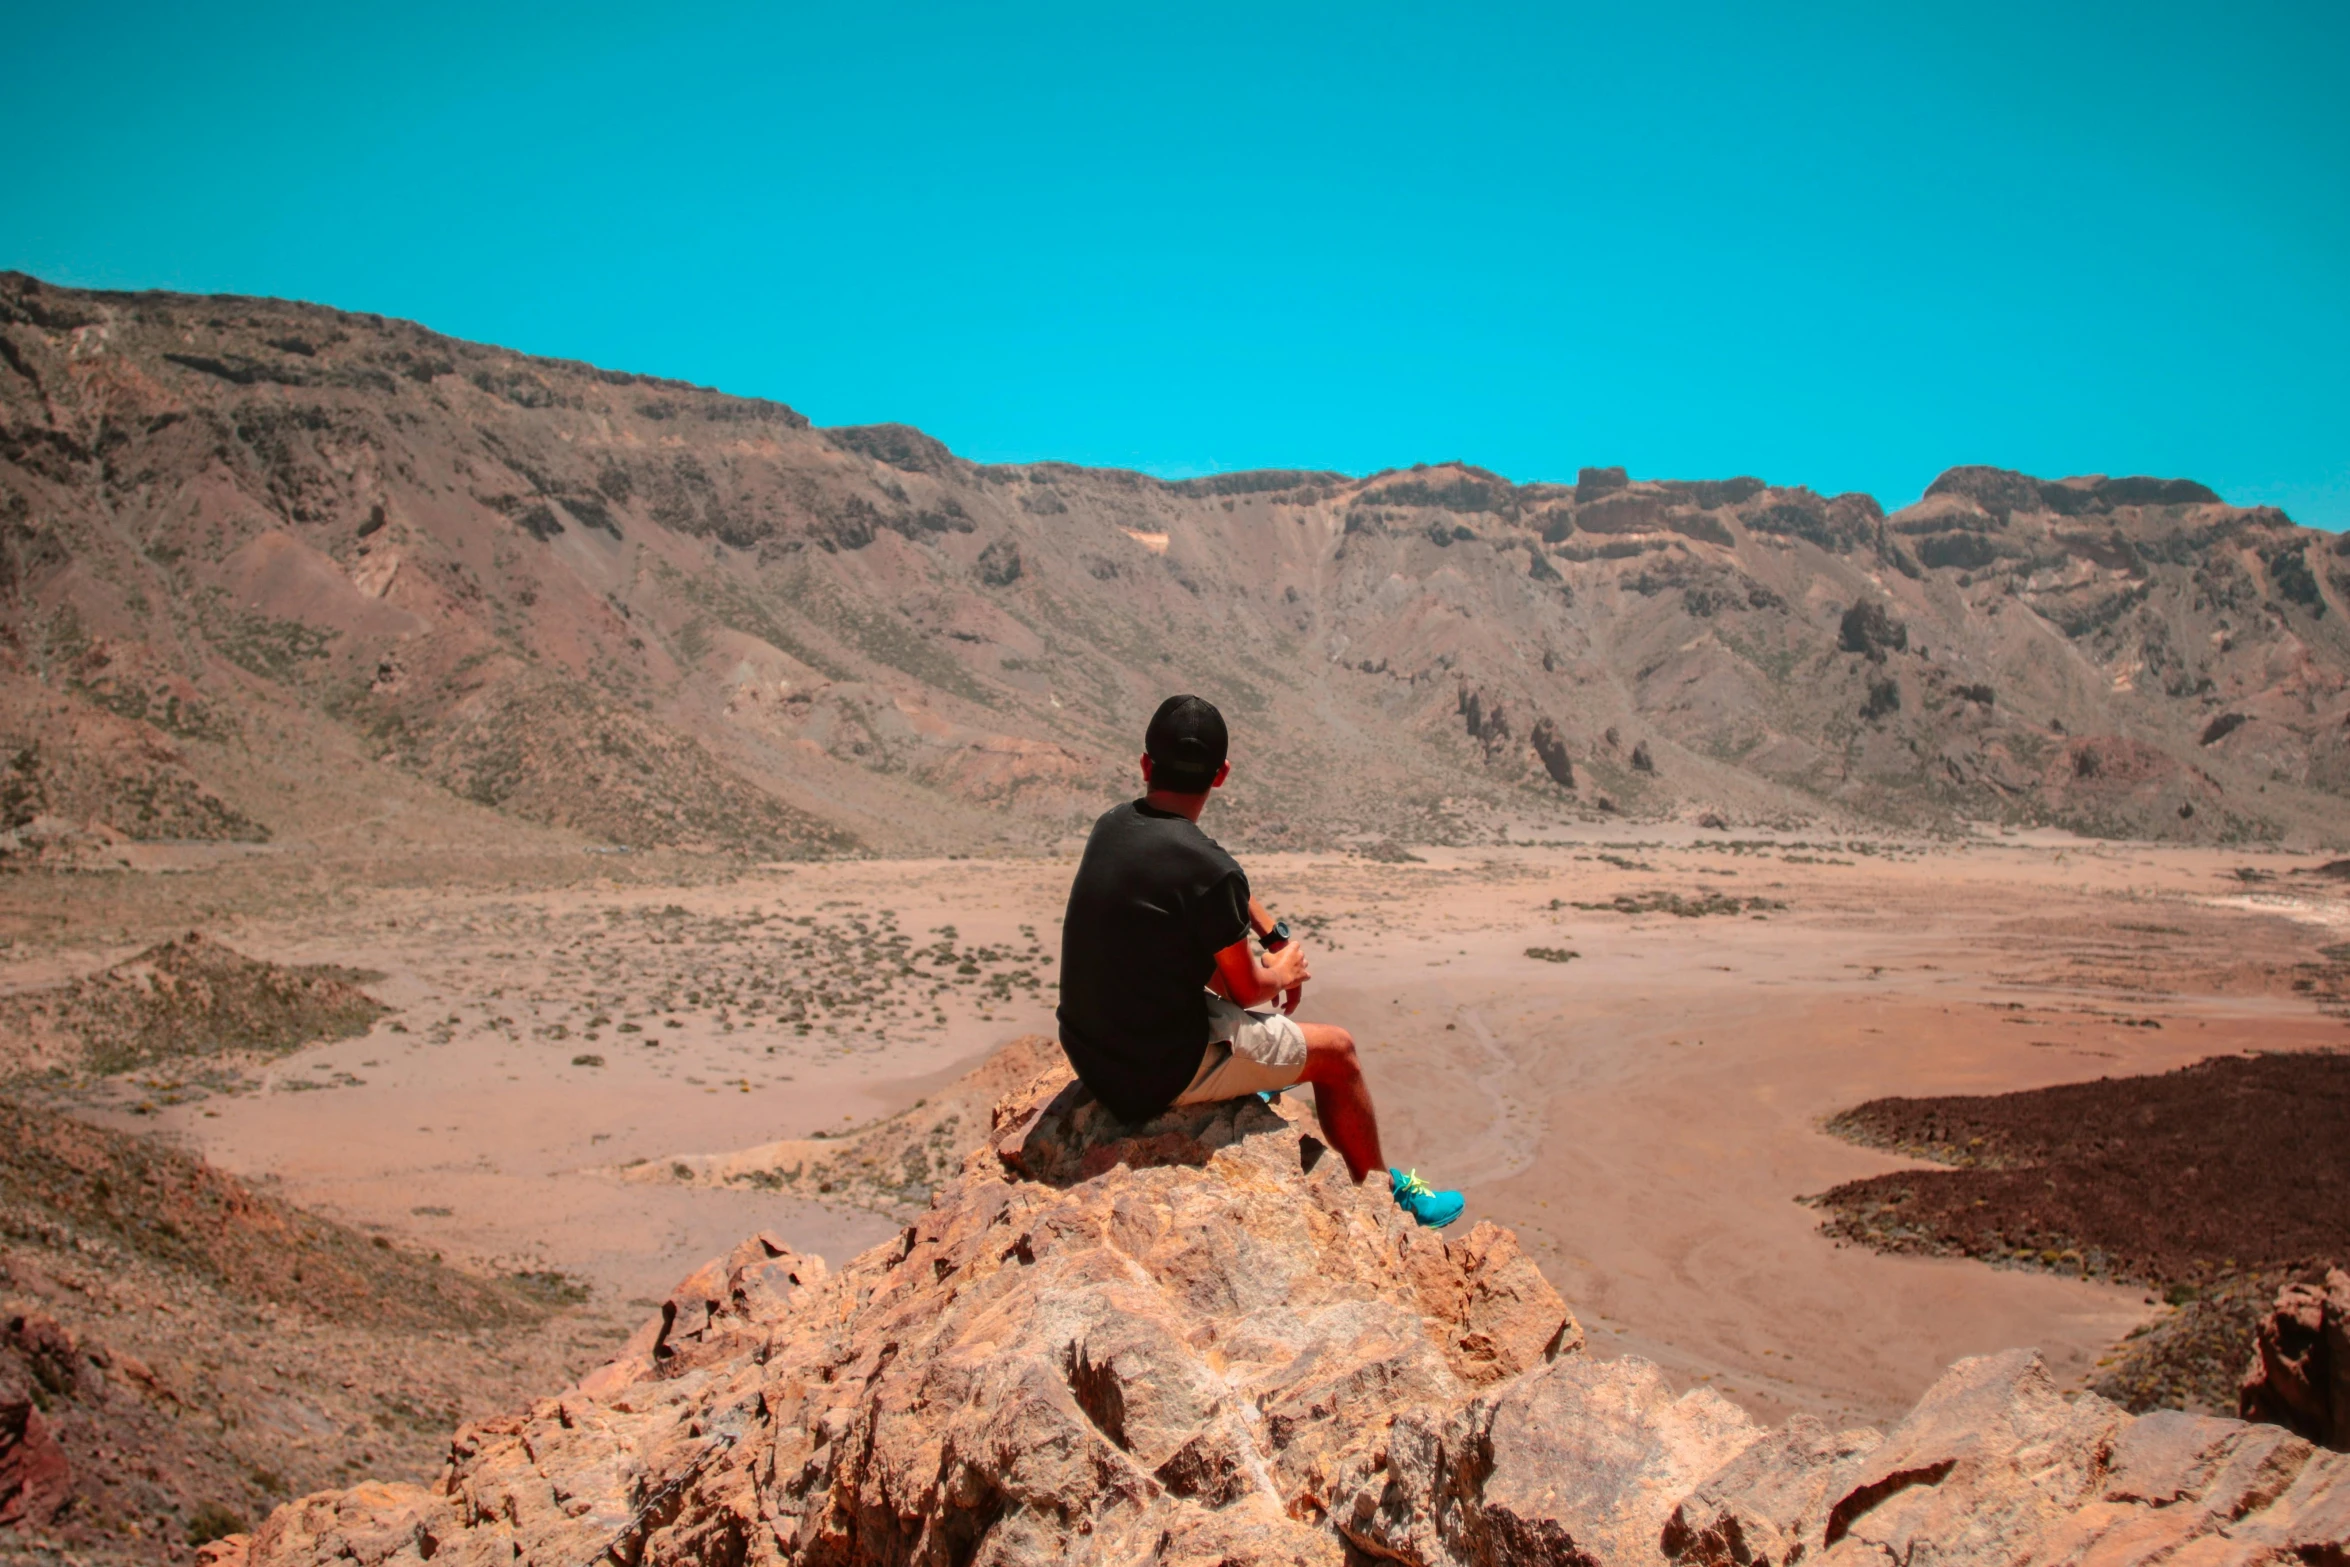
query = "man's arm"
xmin=1213 ymin=929 xmax=1308 ymax=1009
xmin=1245 ymin=896 xmax=1303 ymax=1013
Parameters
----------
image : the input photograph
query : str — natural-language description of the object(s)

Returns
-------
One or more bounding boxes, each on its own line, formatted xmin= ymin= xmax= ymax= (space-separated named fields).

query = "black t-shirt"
xmin=1056 ymin=800 xmax=1251 ymax=1121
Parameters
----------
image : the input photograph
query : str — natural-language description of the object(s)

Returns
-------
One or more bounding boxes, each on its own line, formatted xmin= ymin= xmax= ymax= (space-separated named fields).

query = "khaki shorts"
xmin=1173 ymin=992 xmax=1309 ymax=1106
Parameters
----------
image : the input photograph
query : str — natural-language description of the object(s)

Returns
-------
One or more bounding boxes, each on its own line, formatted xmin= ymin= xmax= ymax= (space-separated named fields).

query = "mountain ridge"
xmin=6 ymin=269 xmax=2348 ymax=861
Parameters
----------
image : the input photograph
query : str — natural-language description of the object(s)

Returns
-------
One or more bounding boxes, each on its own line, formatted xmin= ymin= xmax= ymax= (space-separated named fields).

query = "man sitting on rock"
xmin=1056 ymin=694 xmax=1465 ymax=1228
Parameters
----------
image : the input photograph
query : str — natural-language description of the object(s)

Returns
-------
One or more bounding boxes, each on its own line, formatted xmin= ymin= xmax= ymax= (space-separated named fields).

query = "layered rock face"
xmin=9 ymin=272 xmax=2350 ymax=857
xmin=2242 ymin=1267 xmax=2350 ymax=1451
xmin=227 ymin=1068 xmax=2348 ymax=1567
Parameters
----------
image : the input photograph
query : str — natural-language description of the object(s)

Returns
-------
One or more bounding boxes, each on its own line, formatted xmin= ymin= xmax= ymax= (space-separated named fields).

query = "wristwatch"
xmin=1261 ymin=918 xmax=1293 ymax=950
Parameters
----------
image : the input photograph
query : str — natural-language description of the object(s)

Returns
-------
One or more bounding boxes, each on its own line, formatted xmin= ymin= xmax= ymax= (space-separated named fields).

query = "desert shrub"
xmin=560 ymin=495 xmax=622 ymax=539
xmin=2265 ymin=546 xmax=2325 ymax=614
xmin=976 ymin=539 xmax=1022 ymax=587
xmin=188 ymin=1502 xmax=247 ymax=1547
xmin=1839 ymin=600 xmax=1909 ymax=660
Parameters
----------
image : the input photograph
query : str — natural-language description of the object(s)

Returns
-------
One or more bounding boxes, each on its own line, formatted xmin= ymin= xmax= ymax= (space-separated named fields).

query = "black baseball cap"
xmin=1145 ymin=694 xmax=1228 ymax=792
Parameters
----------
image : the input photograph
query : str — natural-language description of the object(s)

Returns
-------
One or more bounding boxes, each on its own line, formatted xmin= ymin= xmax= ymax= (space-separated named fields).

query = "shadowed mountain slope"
xmin=6 ymin=271 xmax=2349 ymax=857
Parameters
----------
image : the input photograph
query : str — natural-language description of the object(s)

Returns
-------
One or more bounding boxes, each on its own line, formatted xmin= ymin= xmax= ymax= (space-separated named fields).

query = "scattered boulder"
xmin=1531 ymin=717 xmax=1577 ymax=789
xmin=2241 ymin=1266 xmax=2350 ymax=1450
xmin=2202 ymin=712 xmax=2250 ymax=747
xmin=1458 ymin=684 xmax=1512 ymax=758
xmin=1630 ymin=740 xmax=1656 ymax=774
xmin=0 ymin=1362 xmax=72 ymax=1528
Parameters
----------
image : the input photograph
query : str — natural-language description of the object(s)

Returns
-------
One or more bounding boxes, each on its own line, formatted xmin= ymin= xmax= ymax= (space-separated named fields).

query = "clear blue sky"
xmin=7 ymin=2 xmax=2345 ymax=522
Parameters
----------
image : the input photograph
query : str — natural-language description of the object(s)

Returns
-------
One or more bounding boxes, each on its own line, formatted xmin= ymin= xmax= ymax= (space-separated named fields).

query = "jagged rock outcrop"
xmin=223 ymin=1067 xmax=2350 ymax=1567
xmin=0 ymin=1331 xmax=73 ymax=1528
xmin=1530 ymin=717 xmax=1577 ymax=790
xmin=2242 ymin=1266 xmax=2350 ymax=1450
xmin=1837 ymin=600 xmax=1908 ymax=662
xmin=1667 ymin=1350 xmax=2350 ymax=1567
xmin=1336 ymin=1354 xmax=1757 ymax=1564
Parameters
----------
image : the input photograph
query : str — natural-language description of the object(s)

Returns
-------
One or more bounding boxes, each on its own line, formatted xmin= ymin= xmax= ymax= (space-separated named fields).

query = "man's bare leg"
xmin=1298 ymin=1023 xmax=1384 ymax=1183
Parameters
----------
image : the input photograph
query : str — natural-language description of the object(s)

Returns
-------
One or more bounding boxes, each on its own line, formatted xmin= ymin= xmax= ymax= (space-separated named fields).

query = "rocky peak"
xmin=1923 ymin=464 xmax=2228 ymax=523
xmin=213 ymin=1055 xmax=2349 ymax=1567
xmin=825 ymin=424 xmax=963 ymax=478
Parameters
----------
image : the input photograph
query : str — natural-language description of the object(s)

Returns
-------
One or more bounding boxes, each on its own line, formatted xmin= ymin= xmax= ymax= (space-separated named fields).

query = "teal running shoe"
xmin=1390 ymin=1168 xmax=1465 ymax=1229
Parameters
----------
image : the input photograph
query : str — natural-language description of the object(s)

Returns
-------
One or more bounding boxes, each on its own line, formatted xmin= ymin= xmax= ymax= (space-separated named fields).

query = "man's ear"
xmin=1139 ymin=752 xmax=1154 ymax=786
xmin=1210 ymin=760 xmax=1231 ymax=790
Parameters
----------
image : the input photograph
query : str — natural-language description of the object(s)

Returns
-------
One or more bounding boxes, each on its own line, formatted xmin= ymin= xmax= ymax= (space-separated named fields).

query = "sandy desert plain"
xmin=7 ymin=816 xmax=2343 ymax=1453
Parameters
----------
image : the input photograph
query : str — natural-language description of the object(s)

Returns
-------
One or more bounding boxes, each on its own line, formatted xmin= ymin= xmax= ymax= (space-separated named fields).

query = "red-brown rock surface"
xmin=2242 ymin=1266 xmax=2350 ymax=1451
xmin=0 ymin=1343 xmax=73 ymax=1528
xmin=214 ymin=1064 xmax=2348 ymax=1567
xmin=0 ymin=1096 xmax=593 ymax=1564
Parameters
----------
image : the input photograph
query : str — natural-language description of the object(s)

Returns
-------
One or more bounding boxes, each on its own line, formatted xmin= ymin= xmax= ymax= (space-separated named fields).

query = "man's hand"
xmin=1247 ymin=896 xmax=1306 ymax=1013
xmin=1214 ymin=934 xmax=1310 ymax=1011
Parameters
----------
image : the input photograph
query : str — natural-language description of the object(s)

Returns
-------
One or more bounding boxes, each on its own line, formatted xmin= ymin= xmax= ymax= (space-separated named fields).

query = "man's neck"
xmin=1140 ymin=789 xmax=1211 ymax=824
